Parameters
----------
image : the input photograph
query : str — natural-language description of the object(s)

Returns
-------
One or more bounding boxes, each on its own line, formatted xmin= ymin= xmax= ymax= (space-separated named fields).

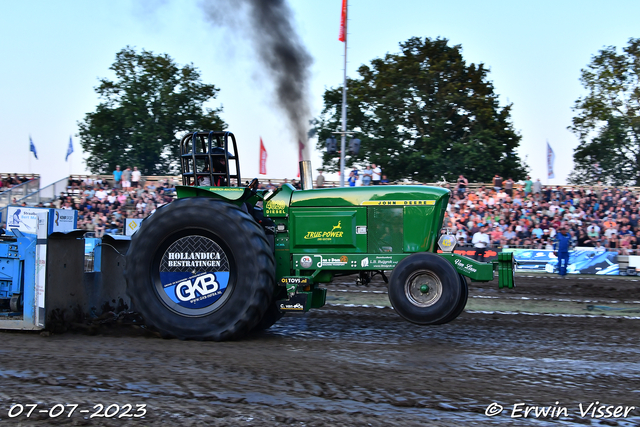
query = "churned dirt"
xmin=1 ymin=274 xmax=640 ymax=426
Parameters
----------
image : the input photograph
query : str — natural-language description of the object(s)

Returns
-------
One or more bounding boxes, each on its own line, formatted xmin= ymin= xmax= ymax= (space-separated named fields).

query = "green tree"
xmin=78 ymin=47 xmax=226 ymax=176
xmin=569 ymin=38 xmax=640 ymax=186
xmin=315 ymin=37 xmax=526 ymax=183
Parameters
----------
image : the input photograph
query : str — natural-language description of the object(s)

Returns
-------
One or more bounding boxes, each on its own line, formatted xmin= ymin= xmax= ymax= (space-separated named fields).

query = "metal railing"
xmin=0 ymin=178 xmax=40 ymax=224
xmin=0 ymin=177 xmax=68 ymax=225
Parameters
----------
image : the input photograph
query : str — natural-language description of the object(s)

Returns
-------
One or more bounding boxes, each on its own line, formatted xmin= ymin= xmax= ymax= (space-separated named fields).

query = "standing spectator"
xmin=504 ymin=177 xmax=514 ymax=197
xmin=316 ymin=170 xmax=325 ymax=188
xmin=533 ymin=178 xmax=542 ymax=198
xmin=371 ymin=164 xmax=381 ymax=185
xmin=553 ymin=226 xmax=572 ymax=278
xmin=122 ymin=166 xmax=132 ymax=192
xmin=492 ymin=174 xmax=503 ymax=191
xmin=472 ymin=225 xmax=490 ymax=261
xmin=362 ymin=165 xmax=373 ymax=186
xmin=131 ymin=166 xmax=142 ymax=189
xmin=348 ymin=169 xmax=358 ymax=187
xmin=523 ymin=176 xmax=533 ymax=197
xmin=456 ymin=175 xmax=468 ymax=195
xmin=113 ymin=165 xmax=122 ymax=189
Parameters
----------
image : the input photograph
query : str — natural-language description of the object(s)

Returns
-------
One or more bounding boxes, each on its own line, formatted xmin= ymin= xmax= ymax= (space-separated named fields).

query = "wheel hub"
xmin=405 ymin=270 xmax=442 ymax=307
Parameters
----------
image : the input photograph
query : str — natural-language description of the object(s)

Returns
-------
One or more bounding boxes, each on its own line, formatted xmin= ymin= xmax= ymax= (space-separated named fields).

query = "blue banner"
xmin=504 ymin=249 xmax=618 ymax=275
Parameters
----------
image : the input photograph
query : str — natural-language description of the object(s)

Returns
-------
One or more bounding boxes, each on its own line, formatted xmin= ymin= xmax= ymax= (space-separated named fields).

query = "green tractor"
xmin=125 ymin=131 xmax=515 ymax=340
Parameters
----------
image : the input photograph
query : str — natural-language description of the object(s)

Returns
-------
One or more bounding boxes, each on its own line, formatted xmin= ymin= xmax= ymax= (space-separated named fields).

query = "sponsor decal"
xmin=368 ymin=255 xmax=397 ymax=269
xmin=361 ymin=257 xmax=369 ymax=267
xmin=361 ymin=200 xmax=435 ymax=206
xmin=315 ymin=255 xmax=348 ymax=267
xmin=159 ymin=236 xmax=230 ymax=310
xmin=265 ymin=199 xmax=287 ymax=215
xmin=279 ymin=303 xmax=304 ymax=311
xmin=304 ymin=221 xmax=345 ymax=241
xmin=454 ymin=258 xmax=478 ymax=273
xmin=356 ymin=226 xmax=367 ymax=234
xmin=300 ymin=255 xmax=313 ymax=268
xmin=280 ymin=277 xmax=309 ymax=285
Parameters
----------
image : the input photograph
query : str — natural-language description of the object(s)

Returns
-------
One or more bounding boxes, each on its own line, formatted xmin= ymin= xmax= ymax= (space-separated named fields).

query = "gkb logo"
xmin=175 ymin=273 xmax=219 ymax=302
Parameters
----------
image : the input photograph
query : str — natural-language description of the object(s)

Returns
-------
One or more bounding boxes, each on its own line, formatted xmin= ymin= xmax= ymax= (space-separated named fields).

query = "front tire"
xmin=388 ymin=253 xmax=462 ymax=325
xmin=125 ymin=198 xmax=275 ymax=341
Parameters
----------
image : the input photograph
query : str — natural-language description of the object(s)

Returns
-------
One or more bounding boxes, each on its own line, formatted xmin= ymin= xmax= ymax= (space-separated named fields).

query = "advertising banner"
xmin=7 ymin=206 xmax=39 ymax=234
xmin=125 ymin=218 xmax=143 ymax=236
xmin=51 ymin=209 xmax=77 ymax=233
xmin=437 ymin=245 xmax=500 ymax=262
xmin=503 ymin=248 xmax=619 ymax=275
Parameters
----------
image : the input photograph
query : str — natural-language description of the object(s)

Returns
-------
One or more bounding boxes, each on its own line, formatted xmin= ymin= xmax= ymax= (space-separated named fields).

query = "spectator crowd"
xmin=0 ymin=173 xmax=36 ymax=190
xmin=55 ymin=173 xmax=174 ymax=238
xmin=446 ymin=175 xmax=640 ymax=255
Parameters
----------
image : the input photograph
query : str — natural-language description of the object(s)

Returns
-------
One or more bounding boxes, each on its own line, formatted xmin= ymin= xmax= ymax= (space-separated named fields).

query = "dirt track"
xmin=1 ymin=275 xmax=640 ymax=426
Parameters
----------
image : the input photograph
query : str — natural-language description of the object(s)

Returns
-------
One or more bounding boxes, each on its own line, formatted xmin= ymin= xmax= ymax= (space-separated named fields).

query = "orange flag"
xmin=339 ymin=0 xmax=347 ymax=42
xmin=259 ymin=138 xmax=267 ymax=175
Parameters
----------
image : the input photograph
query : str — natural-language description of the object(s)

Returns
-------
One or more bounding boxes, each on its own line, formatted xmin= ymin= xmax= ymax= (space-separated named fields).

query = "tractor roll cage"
xmin=180 ymin=131 xmax=241 ymax=187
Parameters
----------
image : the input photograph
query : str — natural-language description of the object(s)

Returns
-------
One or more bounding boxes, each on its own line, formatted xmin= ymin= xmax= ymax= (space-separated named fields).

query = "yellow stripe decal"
xmin=361 ymin=200 xmax=435 ymax=206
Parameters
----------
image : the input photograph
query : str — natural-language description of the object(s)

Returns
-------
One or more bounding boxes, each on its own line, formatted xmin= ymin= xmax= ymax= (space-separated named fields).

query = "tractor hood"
xmin=290 ymin=185 xmax=450 ymax=208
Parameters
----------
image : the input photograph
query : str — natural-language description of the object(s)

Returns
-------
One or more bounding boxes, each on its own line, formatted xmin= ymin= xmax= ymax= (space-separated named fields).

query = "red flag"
xmin=297 ymin=140 xmax=304 ymax=177
xmin=259 ymin=138 xmax=267 ymax=175
xmin=338 ymin=0 xmax=347 ymax=42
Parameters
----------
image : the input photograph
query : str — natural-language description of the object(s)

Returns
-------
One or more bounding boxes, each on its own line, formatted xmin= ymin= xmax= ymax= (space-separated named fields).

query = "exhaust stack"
xmin=299 ymin=160 xmax=314 ymax=190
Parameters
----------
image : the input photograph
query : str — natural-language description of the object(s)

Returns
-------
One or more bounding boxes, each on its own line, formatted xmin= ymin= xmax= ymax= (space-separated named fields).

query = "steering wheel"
xmin=246 ymin=178 xmax=259 ymax=193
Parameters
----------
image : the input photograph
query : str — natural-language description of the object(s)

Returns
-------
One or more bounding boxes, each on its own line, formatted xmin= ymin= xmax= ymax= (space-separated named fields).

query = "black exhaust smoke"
xmin=201 ymin=0 xmax=313 ymax=159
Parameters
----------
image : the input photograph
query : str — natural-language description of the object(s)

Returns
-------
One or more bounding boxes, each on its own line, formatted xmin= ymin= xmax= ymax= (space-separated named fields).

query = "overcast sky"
xmin=1 ymin=0 xmax=639 ymax=187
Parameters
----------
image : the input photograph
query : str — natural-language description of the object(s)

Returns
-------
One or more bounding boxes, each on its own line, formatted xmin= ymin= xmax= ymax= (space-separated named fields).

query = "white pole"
xmin=339 ymin=2 xmax=348 ymax=187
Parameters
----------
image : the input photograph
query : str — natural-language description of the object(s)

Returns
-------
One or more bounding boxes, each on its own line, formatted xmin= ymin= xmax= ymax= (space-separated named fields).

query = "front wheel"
xmin=388 ymin=253 xmax=462 ymax=325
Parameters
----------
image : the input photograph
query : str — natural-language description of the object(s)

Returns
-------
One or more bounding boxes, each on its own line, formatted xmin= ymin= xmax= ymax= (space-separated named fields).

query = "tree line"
xmin=79 ymin=38 xmax=639 ymax=184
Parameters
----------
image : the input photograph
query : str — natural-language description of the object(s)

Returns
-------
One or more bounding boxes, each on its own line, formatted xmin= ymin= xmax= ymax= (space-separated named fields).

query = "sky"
xmin=1 ymin=0 xmax=639 ymax=188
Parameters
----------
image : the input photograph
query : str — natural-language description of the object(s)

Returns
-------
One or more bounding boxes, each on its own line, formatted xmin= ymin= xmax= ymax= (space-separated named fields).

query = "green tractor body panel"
xmin=174 ymin=181 xmax=513 ymax=312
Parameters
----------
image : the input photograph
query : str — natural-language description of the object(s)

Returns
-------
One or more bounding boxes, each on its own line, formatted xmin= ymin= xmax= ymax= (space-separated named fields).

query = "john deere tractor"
xmin=125 ymin=131 xmax=514 ymax=341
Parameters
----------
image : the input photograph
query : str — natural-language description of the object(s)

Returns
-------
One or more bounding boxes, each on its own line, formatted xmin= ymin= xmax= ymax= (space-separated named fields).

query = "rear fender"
xmin=175 ymin=185 xmax=256 ymax=207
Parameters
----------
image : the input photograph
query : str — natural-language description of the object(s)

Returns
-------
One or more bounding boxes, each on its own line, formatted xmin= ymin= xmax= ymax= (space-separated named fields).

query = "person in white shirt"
xmin=131 ymin=166 xmax=142 ymax=188
xmin=472 ymin=225 xmax=490 ymax=262
xmin=371 ymin=164 xmax=381 ymax=185
xmin=95 ymin=188 xmax=107 ymax=201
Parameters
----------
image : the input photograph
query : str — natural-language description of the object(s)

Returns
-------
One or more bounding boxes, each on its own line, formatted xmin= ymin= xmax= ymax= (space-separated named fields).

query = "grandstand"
xmin=2 ymin=173 xmax=637 ymax=265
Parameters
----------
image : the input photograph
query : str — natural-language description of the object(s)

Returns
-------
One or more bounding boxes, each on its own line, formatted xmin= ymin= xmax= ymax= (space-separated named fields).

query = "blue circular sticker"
xmin=159 ymin=236 xmax=230 ymax=310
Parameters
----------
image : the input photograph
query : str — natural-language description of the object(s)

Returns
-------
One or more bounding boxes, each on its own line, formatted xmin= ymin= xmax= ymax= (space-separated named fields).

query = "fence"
xmin=0 ymin=178 xmax=40 ymax=224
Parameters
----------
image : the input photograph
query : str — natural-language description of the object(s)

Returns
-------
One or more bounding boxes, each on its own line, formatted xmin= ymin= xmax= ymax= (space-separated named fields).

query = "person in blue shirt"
xmin=553 ymin=226 xmax=572 ymax=277
xmin=113 ymin=165 xmax=122 ymax=189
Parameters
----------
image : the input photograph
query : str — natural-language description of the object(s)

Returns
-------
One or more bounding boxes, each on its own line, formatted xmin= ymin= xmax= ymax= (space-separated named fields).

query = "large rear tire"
xmin=125 ymin=198 xmax=275 ymax=341
xmin=388 ymin=253 xmax=462 ymax=325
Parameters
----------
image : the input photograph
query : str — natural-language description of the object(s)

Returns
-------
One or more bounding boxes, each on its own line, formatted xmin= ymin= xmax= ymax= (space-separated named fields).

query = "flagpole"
xmin=339 ymin=1 xmax=348 ymax=187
